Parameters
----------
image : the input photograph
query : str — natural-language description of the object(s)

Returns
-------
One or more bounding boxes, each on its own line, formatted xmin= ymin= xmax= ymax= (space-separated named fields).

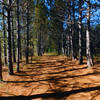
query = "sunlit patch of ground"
xmin=0 ymin=55 xmax=100 ymax=100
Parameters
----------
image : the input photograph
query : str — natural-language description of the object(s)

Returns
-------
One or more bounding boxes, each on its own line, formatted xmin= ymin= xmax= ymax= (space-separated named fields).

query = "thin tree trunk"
xmin=7 ymin=0 xmax=13 ymax=75
xmin=79 ymin=0 xmax=83 ymax=64
xmin=37 ymin=33 xmax=40 ymax=56
xmin=37 ymin=32 xmax=42 ymax=56
xmin=3 ymin=6 xmax=7 ymax=66
xmin=16 ymin=0 xmax=20 ymax=72
xmin=67 ymin=34 xmax=70 ymax=57
xmin=67 ymin=1 xmax=74 ymax=60
xmin=66 ymin=7 xmax=71 ymax=57
xmin=31 ymin=43 xmax=34 ymax=63
xmin=26 ymin=0 xmax=29 ymax=63
xmin=70 ymin=26 xmax=74 ymax=60
xmin=11 ymin=10 xmax=16 ymax=63
xmin=19 ymin=39 xmax=22 ymax=60
xmin=57 ymin=41 xmax=61 ymax=55
xmin=41 ymin=32 xmax=44 ymax=55
xmin=0 ymin=39 xmax=2 ymax=81
xmin=71 ymin=0 xmax=75 ymax=60
xmin=86 ymin=0 xmax=93 ymax=67
xmin=62 ymin=32 xmax=64 ymax=55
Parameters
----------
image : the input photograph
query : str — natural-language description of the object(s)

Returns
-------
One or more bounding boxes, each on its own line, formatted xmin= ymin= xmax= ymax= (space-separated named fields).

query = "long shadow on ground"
xmin=3 ymin=71 xmax=100 ymax=83
xmin=0 ymin=85 xmax=100 ymax=100
xmin=14 ymin=67 xmax=88 ymax=77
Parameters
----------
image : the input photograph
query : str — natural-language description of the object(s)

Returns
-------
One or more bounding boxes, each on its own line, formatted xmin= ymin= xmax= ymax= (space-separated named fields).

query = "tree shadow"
xmin=54 ymin=71 xmax=100 ymax=81
xmin=14 ymin=66 xmax=88 ymax=77
xmin=2 ymin=56 xmax=100 ymax=100
xmin=3 ymin=71 xmax=100 ymax=84
xmin=0 ymin=85 xmax=100 ymax=100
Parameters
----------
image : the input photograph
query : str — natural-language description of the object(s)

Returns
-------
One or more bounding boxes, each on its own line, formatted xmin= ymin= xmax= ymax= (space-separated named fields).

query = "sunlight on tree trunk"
xmin=86 ymin=0 xmax=93 ymax=67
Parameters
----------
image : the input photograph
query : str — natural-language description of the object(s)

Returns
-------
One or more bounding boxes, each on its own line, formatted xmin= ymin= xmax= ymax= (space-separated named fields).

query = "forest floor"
xmin=0 ymin=54 xmax=100 ymax=100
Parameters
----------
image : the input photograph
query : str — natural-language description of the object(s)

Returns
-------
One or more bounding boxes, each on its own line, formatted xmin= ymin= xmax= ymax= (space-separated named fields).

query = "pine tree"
xmin=78 ymin=0 xmax=83 ymax=64
xmin=86 ymin=0 xmax=93 ymax=67
xmin=7 ymin=0 xmax=13 ymax=75
xmin=3 ymin=6 xmax=7 ymax=65
xmin=16 ymin=0 xmax=20 ymax=72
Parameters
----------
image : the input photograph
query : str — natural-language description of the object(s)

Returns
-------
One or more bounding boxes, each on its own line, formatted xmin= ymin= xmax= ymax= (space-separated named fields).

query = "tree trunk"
xmin=57 ymin=43 xmax=61 ymax=55
xmin=79 ymin=0 xmax=83 ymax=64
xmin=3 ymin=6 xmax=7 ymax=66
xmin=70 ymin=26 xmax=74 ymax=60
xmin=7 ymin=0 xmax=13 ymax=75
xmin=41 ymin=32 xmax=44 ymax=55
xmin=0 ymin=39 xmax=2 ymax=81
xmin=31 ymin=43 xmax=34 ymax=63
xmin=71 ymin=0 xmax=75 ymax=60
xmin=67 ymin=1 xmax=74 ymax=60
xmin=19 ymin=39 xmax=22 ymax=60
xmin=11 ymin=10 xmax=16 ymax=63
xmin=16 ymin=0 xmax=20 ymax=72
xmin=61 ymin=32 xmax=64 ymax=55
xmin=86 ymin=0 xmax=93 ymax=67
xmin=26 ymin=0 xmax=29 ymax=63
xmin=67 ymin=34 xmax=70 ymax=57
xmin=37 ymin=32 xmax=42 ymax=56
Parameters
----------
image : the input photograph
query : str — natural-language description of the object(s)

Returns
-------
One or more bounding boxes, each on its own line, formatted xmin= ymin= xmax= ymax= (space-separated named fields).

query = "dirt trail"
xmin=0 ymin=56 xmax=100 ymax=100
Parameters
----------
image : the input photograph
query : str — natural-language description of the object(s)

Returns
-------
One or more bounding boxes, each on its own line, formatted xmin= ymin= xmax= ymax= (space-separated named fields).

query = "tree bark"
xmin=70 ymin=25 xmax=74 ymax=60
xmin=7 ymin=0 xmax=13 ymax=75
xmin=37 ymin=32 xmax=42 ymax=56
xmin=67 ymin=34 xmax=70 ymax=57
xmin=86 ymin=0 xmax=93 ymax=67
xmin=19 ymin=39 xmax=22 ymax=60
xmin=11 ymin=10 xmax=16 ymax=63
xmin=79 ymin=0 xmax=83 ymax=64
xmin=0 ymin=39 xmax=2 ymax=81
xmin=26 ymin=0 xmax=29 ymax=63
xmin=16 ymin=0 xmax=20 ymax=72
xmin=3 ymin=6 xmax=7 ymax=66
xmin=71 ymin=0 xmax=75 ymax=60
xmin=61 ymin=32 xmax=64 ymax=55
xmin=67 ymin=1 xmax=74 ymax=60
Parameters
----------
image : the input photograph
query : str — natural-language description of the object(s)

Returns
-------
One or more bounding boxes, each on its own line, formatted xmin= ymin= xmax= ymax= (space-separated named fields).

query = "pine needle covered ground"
xmin=0 ymin=55 xmax=100 ymax=100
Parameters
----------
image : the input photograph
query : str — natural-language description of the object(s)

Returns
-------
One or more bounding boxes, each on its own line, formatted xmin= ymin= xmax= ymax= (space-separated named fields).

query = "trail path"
xmin=0 ymin=56 xmax=100 ymax=100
